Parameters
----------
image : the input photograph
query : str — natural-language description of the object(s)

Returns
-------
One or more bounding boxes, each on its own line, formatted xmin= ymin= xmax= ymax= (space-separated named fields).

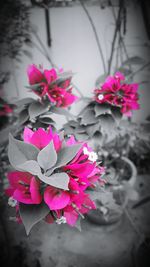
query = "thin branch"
xmin=109 ymin=0 xmax=133 ymax=74
xmin=127 ymin=61 xmax=150 ymax=81
xmin=32 ymin=30 xmax=56 ymax=68
xmin=107 ymin=0 xmax=124 ymax=75
xmin=79 ymin=0 xmax=106 ymax=73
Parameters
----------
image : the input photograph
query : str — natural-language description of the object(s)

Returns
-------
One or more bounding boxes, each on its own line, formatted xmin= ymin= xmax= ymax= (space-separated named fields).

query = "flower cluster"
xmin=6 ymin=127 xmax=105 ymax=232
xmin=94 ymin=72 xmax=140 ymax=116
xmin=27 ymin=65 xmax=78 ymax=108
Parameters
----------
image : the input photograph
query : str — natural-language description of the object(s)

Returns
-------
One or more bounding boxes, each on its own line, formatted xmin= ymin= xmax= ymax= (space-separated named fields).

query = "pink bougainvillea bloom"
xmin=27 ymin=64 xmax=78 ymax=108
xmin=6 ymin=126 xmax=105 ymax=228
xmin=27 ymin=65 xmax=44 ymax=85
xmin=44 ymin=68 xmax=57 ymax=84
xmin=44 ymin=186 xmax=70 ymax=210
xmin=6 ymin=171 xmax=42 ymax=204
xmin=94 ymin=72 xmax=140 ymax=116
xmin=23 ymin=127 xmax=62 ymax=151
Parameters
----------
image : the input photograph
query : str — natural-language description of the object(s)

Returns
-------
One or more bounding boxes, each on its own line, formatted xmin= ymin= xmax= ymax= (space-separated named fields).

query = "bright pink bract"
xmin=6 ymin=127 xmax=105 ymax=227
xmin=27 ymin=65 xmax=78 ymax=108
xmin=94 ymin=72 xmax=140 ymax=116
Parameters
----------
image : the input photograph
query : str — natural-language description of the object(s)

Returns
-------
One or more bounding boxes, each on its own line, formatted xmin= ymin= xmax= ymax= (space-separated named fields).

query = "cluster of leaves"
xmin=15 ymin=96 xmax=74 ymax=130
xmin=0 ymin=0 xmax=31 ymax=60
xmin=64 ymin=101 xmax=122 ymax=144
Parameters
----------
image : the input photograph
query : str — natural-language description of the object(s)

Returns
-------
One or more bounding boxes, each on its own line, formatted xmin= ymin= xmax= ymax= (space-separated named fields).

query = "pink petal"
xmin=27 ymin=65 xmax=44 ymax=85
xmin=44 ymin=69 xmax=57 ymax=84
xmin=13 ymin=189 xmax=33 ymax=204
xmin=64 ymin=206 xmax=79 ymax=226
xmin=7 ymin=171 xmax=31 ymax=188
xmin=30 ymin=128 xmax=52 ymax=149
xmin=23 ymin=127 xmax=34 ymax=143
xmin=44 ymin=186 xmax=70 ymax=210
xmin=30 ymin=176 xmax=42 ymax=204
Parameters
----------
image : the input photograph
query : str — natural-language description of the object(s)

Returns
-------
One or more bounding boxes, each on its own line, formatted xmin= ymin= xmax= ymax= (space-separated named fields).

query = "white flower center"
xmin=8 ymin=197 xmax=17 ymax=207
xmin=56 ymin=216 xmax=66 ymax=225
xmin=98 ymin=94 xmax=104 ymax=100
xmin=83 ymin=147 xmax=98 ymax=162
xmin=88 ymin=151 xmax=98 ymax=162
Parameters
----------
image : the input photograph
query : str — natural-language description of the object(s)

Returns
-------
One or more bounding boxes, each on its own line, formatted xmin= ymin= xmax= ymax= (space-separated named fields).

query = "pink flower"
xmin=6 ymin=171 xmax=42 ymax=204
xmin=44 ymin=186 xmax=70 ymax=210
xmin=23 ymin=127 xmax=62 ymax=151
xmin=27 ymin=64 xmax=78 ymax=108
xmin=94 ymin=72 xmax=140 ymax=116
xmin=6 ymin=127 xmax=105 ymax=228
xmin=27 ymin=65 xmax=44 ymax=85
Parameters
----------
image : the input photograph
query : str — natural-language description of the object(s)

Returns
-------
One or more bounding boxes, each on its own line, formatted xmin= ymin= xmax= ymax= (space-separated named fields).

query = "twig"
xmin=32 ymin=30 xmax=56 ymax=68
xmin=127 ymin=61 xmax=150 ymax=81
xmin=107 ymin=0 xmax=124 ymax=75
xmin=79 ymin=0 xmax=106 ymax=73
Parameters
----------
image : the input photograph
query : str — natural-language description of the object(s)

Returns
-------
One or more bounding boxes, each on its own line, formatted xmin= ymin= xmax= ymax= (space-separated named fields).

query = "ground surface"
xmin=2 ymin=174 xmax=149 ymax=267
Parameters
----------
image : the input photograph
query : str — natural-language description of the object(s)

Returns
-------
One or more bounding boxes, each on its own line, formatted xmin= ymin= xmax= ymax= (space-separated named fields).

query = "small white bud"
xmin=98 ymin=94 xmax=104 ymax=101
xmin=8 ymin=197 xmax=17 ymax=207
xmin=56 ymin=216 xmax=66 ymax=225
xmin=88 ymin=151 xmax=98 ymax=162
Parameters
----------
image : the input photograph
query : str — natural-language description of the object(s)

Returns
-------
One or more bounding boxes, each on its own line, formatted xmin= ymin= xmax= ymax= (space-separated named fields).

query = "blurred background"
xmin=0 ymin=0 xmax=150 ymax=267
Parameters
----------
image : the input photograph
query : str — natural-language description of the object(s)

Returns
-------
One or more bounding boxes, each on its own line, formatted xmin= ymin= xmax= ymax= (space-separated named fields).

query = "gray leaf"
xmin=17 ymin=160 xmax=41 ymax=175
xmin=38 ymin=172 xmax=69 ymax=190
xmin=37 ymin=141 xmax=57 ymax=171
xmin=19 ymin=202 xmax=49 ymax=235
xmin=8 ymin=134 xmax=40 ymax=169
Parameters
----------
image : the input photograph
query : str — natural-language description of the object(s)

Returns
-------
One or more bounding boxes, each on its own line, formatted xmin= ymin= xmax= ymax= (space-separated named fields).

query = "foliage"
xmin=0 ymin=0 xmax=31 ymax=60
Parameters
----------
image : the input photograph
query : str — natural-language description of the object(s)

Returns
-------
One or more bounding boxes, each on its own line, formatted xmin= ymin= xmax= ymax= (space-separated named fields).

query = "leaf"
xmin=75 ymin=218 xmax=82 ymax=232
xmin=123 ymin=56 xmax=145 ymax=66
xmin=46 ymin=143 xmax=83 ymax=176
xmin=8 ymin=134 xmax=40 ymax=169
xmin=75 ymin=125 xmax=86 ymax=133
xmin=38 ymin=172 xmax=69 ymax=190
xmin=17 ymin=160 xmax=41 ymax=175
xmin=39 ymin=116 xmax=55 ymax=125
xmin=37 ymin=141 xmax=57 ymax=171
xmin=26 ymin=83 xmax=42 ymax=90
xmin=95 ymin=74 xmax=107 ymax=87
xmin=99 ymin=114 xmax=116 ymax=132
xmin=75 ymin=132 xmax=89 ymax=141
xmin=67 ymin=120 xmax=78 ymax=128
xmin=58 ymin=71 xmax=73 ymax=80
xmin=94 ymin=104 xmax=110 ymax=117
xmin=29 ymin=101 xmax=49 ymax=119
xmin=86 ymin=123 xmax=100 ymax=137
xmin=50 ymin=106 xmax=75 ymax=119
xmin=15 ymin=98 xmax=34 ymax=107
xmin=19 ymin=202 xmax=49 ymax=235
xmin=18 ymin=108 xmax=29 ymax=125
xmin=80 ymin=109 xmax=98 ymax=125
xmin=111 ymin=106 xmax=122 ymax=123
xmin=116 ymin=67 xmax=132 ymax=76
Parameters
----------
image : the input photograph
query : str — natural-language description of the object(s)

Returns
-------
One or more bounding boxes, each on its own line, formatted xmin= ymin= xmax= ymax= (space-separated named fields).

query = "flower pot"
xmin=87 ymin=156 xmax=137 ymax=225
